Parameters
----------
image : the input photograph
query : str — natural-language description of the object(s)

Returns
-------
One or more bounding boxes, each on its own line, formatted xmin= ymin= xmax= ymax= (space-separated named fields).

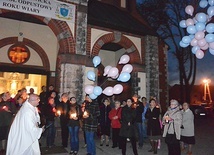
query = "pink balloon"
xmin=195 ymin=31 xmax=205 ymax=40
xmin=107 ymin=67 xmax=119 ymax=77
xmin=201 ymin=43 xmax=209 ymax=50
xmin=185 ymin=18 xmax=194 ymax=26
xmin=103 ymin=86 xmax=114 ymax=96
xmin=190 ymin=38 xmax=198 ymax=46
xmin=209 ymin=42 xmax=214 ymax=49
xmin=119 ymin=54 xmax=130 ymax=64
xmin=197 ymin=38 xmax=207 ymax=47
xmin=111 ymin=73 xmax=119 ymax=79
xmin=195 ymin=50 xmax=204 ymax=59
xmin=103 ymin=65 xmax=112 ymax=76
xmin=185 ymin=5 xmax=194 ymax=16
xmin=113 ymin=84 xmax=123 ymax=95
xmin=121 ymin=64 xmax=133 ymax=73
xmin=85 ymin=85 xmax=94 ymax=94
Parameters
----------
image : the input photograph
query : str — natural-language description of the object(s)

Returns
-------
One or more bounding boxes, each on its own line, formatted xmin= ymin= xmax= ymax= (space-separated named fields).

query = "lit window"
xmin=8 ymin=44 xmax=30 ymax=64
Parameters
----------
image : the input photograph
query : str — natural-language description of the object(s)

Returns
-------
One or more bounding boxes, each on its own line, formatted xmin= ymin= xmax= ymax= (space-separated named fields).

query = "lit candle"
xmin=70 ymin=113 xmax=77 ymax=118
xmin=83 ymin=111 xmax=88 ymax=117
xmin=57 ymin=110 xmax=61 ymax=116
xmin=2 ymin=106 xmax=6 ymax=109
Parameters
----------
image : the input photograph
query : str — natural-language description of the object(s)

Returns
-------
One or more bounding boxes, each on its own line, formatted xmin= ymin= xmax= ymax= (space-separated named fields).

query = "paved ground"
xmin=40 ymin=114 xmax=214 ymax=155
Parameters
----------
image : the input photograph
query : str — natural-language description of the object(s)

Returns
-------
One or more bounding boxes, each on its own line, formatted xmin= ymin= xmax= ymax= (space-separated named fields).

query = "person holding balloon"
xmin=82 ymin=96 xmax=100 ymax=155
xmin=98 ymin=98 xmax=112 ymax=146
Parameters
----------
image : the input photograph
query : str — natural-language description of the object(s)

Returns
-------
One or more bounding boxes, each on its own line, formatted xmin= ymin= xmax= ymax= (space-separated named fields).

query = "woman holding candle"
xmin=67 ymin=97 xmax=82 ymax=155
xmin=82 ymin=96 xmax=100 ymax=155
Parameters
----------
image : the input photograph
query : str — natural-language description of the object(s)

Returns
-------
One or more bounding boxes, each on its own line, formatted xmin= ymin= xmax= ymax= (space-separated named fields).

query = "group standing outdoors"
xmin=0 ymin=85 xmax=196 ymax=155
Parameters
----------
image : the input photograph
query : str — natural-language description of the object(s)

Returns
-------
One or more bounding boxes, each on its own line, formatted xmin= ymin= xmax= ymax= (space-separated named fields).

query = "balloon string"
xmin=100 ymin=77 xmax=109 ymax=87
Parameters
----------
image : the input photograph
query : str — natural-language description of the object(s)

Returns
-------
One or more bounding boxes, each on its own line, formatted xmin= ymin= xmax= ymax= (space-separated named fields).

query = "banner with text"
xmin=0 ymin=0 xmax=76 ymax=22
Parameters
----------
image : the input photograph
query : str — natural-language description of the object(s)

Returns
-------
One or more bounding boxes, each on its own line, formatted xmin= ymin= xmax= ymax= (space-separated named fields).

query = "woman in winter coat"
xmin=108 ymin=100 xmax=122 ymax=148
xmin=180 ymin=102 xmax=195 ymax=155
xmin=162 ymin=99 xmax=182 ymax=155
xmin=67 ymin=97 xmax=82 ymax=155
xmin=98 ymin=98 xmax=112 ymax=146
xmin=145 ymin=98 xmax=162 ymax=154
xmin=119 ymin=98 xmax=138 ymax=155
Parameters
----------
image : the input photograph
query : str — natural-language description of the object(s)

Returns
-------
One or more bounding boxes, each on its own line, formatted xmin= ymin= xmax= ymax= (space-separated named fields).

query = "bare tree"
xmin=137 ymin=0 xmax=200 ymax=102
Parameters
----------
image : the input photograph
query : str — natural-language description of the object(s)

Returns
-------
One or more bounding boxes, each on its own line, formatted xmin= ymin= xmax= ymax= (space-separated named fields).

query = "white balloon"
xmin=195 ymin=50 xmax=204 ymax=59
xmin=119 ymin=55 xmax=130 ymax=64
xmin=103 ymin=65 xmax=112 ymax=76
xmin=121 ymin=64 xmax=133 ymax=73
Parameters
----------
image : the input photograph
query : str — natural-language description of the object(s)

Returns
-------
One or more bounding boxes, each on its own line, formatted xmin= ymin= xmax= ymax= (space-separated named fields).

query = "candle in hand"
xmin=70 ymin=113 xmax=77 ymax=118
xmin=83 ymin=111 xmax=88 ymax=117
xmin=57 ymin=110 xmax=61 ymax=116
xmin=2 ymin=106 xmax=6 ymax=109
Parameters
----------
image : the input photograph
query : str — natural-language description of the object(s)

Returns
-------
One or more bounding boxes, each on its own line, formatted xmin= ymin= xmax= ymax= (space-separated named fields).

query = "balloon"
xmin=92 ymin=56 xmax=101 ymax=67
xmin=189 ymin=35 xmax=195 ymax=40
xmin=205 ymin=34 xmax=214 ymax=43
xmin=185 ymin=18 xmax=194 ymax=26
xmin=196 ymin=12 xmax=207 ymax=23
xmin=87 ymin=71 xmax=96 ymax=81
xmin=85 ymin=85 xmax=94 ymax=94
xmin=113 ymin=84 xmax=123 ymax=95
xmin=111 ymin=73 xmax=119 ymax=79
xmin=200 ymin=0 xmax=208 ymax=8
xmin=93 ymin=86 xmax=102 ymax=96
xmin=119 ymin=54 xmax=130 ymax=64
xmin=121 ymin=64 xmax=133 ymax=73
xmin=201 ymin=43 xmax=209 ymax=50
xmin=195 ymin=22 xmax=206 ymax=31
xmin=197 ymin=38 xmax=207 ymax=47
xmin=209 ymin=0 xmax=214 ymax=6
xmin=187 ymin=25 xmax=197 ymax=34
xmin=195 ymin=31 xmax=205 ymax=40
xmin=103 ymin=86 xmax=114 ymax=96
xmin=209 ymin=42 xmax=214 ymax=49
xmin=117 ymin=72 xmax=131 ymax=82
xmin=185 ymin=5 xmax=194 ymax=16
xmin=179 ymin=20 xmax=187 ymax=28
xmin=206 ymin=23 xmax=214 ymax=33
xmin=191 ymin=46 xmax=200 ymax=54
xmin=182 ymin=36 xmax=192 ymax=44
xmin=103 ymin=65 xmax=112 ymax=76
xmin=193 ymin=17 xmax=198 ymax=24
xmin=107 ymin=67 xmax=119 ymax=77
xmin=179 ymin=41 xmax=189 ymax=48
xmin=209 ymin=48 xmax=214 ymax=55
xmin=89 ymin=93 xmax=97 ymax=100
xmin=195 ymin=50 xmax=204 ymax=59
xmin=190 ymin=38 xmax=198 ymax=46
xmin=207 ymin=6 xmax=214 ymax=17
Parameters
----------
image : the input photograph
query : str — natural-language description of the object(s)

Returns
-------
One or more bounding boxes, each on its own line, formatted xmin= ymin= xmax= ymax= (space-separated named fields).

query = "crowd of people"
xmin=0 ymin=85 xmax=195 ymax=155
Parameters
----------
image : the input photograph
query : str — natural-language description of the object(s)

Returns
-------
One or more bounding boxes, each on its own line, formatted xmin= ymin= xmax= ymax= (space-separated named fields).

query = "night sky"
xmin=136 ymin=0 xmax=214 ymax=86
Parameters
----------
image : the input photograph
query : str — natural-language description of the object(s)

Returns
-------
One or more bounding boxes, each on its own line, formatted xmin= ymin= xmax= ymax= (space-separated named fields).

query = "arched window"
xmin=8 ymin=43 xmax=30 ymax=64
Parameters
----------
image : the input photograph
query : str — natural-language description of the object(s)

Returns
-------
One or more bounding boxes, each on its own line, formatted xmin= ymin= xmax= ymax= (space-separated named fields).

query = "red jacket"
xmin=108 ymin=107 xmax=122 ymax=128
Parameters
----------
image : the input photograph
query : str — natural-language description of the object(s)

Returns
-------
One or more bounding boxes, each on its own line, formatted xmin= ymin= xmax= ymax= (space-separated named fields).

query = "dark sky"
xmin=137 ymin=0 xmax=214 ymax=86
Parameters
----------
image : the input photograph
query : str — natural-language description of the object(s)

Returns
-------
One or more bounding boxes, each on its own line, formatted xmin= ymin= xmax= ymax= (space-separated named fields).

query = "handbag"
xmin=165 ymin=122 xmax=178 ymax=144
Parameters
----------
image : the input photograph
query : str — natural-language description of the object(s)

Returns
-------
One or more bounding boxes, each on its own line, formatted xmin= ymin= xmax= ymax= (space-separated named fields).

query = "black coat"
xmin=119 ymin=105 xmax=137 ymax=138
xmin=67 ymin=103 xmax=82 ymax=127
xmin=99 ymin=104 xmax=111 ymax=127
xmin=145 ymin=107 xmax=161 ymax=136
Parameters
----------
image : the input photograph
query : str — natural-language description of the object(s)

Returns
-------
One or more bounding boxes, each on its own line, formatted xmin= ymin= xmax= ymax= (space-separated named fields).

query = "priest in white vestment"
xmin=6 ymin=94 xmax=44 ymax=155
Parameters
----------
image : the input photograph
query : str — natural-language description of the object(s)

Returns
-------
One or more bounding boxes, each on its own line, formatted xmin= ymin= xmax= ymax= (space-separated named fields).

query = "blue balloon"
xmin=87 ymin=71 xmax=96 ymax=81
xmin=209 ymin=48 xmax=214 ymax=55
xmin=117 ymin=72 xmax=131 ymax=82
xmin=196 ymin=12 xmax=207 ymax=23
xmin=93 ymin=56 xmax=101 ymax=67
xmin=195 ymin=22 xmax=206 ymax=31
xmin=89 ymin=93 xmax=98 ymax=100
xmin=191 ymin=46 xmax=200 ymax=54
xmin=207 ymin=6 xmax=214 ymax=17
xmin=199 ymin=0 xmax=208 ymax=8
xmin=179 ymin=20 xmax=187 ymax=28
xmin=205 ymin=34 xmax=214 ymax=43
xmin=206 ymin=23 xmax=214 ymax=33
xmin=182 ymin=36 xmax=192 ymax=44
xmin=93 ymin=86 xmax=102 ymax=96
xmin=187 ymin=25 xmax=197 ymax=34
xmin=189 ymin=35 xmax=195 ymax=40
xmin=179 ymin=41 xmax=189 ymax=48
xmin=209 ymin=0 xmax=214 ymax=6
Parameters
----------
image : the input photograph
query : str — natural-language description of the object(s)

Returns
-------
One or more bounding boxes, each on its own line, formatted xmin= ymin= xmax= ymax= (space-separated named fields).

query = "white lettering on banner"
xmin=0 ymin=0 xmax=76 ymax=22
